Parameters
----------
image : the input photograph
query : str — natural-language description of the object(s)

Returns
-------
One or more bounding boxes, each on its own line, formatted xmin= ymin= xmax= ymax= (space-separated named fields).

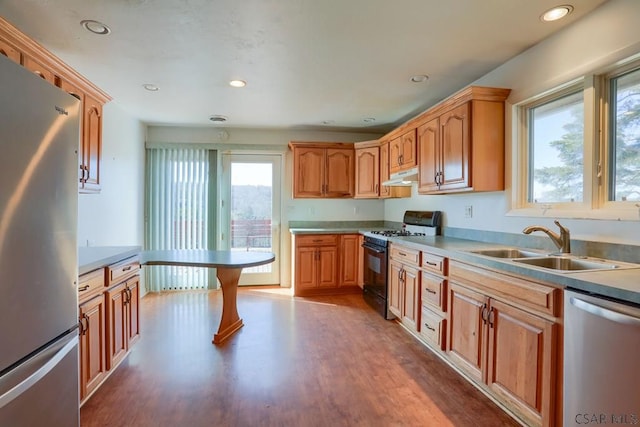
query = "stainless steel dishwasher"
xmin=564 ymin=289 xmax=640 ymax=426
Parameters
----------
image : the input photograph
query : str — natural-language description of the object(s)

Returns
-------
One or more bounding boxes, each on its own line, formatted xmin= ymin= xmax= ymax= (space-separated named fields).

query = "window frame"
xmin=510 ymin=57 xmax=640 ymax=221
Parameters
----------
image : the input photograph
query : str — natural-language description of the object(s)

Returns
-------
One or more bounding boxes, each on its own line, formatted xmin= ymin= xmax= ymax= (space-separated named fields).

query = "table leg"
xmin=213 ymin=267 xmax=244 ymax=344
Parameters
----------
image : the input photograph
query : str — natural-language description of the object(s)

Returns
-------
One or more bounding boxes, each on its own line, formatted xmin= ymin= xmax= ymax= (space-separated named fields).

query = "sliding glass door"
xmin=220 ymin=154 xmax=281 ymax=285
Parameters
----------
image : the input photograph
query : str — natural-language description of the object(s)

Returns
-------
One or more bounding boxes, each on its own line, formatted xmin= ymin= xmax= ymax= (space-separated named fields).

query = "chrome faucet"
xmin=522 ymin=220 xmax=571 ymax=254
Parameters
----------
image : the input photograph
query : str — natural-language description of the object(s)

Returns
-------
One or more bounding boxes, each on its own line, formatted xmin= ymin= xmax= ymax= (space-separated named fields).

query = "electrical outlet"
xmin=464 ymin=205 xmax=473 ymax=218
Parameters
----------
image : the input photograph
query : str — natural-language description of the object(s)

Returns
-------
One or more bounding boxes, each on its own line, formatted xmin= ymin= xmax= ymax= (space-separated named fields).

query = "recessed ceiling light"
xmin=409 ymin=75 xmax=429 ymax=83
xmin=540 ymin=5 xmax=573 ymax=22
xmin=80 ymin=20 xmax=111 ymax=35
xmin=229 ymin=80 xmax=246 ymax=88
xmin=142 ymin=84 xmax=159 ymax=92
xmin=322 ymin=120 xmax=335 ymax=125
xmin=209 ymin=115 xmax=228 ymax=123
xmin=363 ymin=118 xmax=376 ymax=123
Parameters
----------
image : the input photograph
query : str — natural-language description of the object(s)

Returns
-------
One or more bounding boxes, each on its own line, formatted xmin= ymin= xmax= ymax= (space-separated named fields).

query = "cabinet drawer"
xmin=107 ymin=256 xmax=140 ymax=286
xmin=390 ymin=245 xmax=420 ymax=266
xmin=421 ymin=271 xmax=447 ymax=312
xmin=420 ymin=306 xmax=446 ymax=350
xmin=422 ymin=252 xmax=447 ymax=275
xmin=78 ymin=268 xmax=105 ymax=302
xmin=296 ymin=234 xmax=339 ymax=246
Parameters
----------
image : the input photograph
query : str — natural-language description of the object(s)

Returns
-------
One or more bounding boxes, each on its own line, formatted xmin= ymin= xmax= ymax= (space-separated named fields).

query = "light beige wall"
xmin=77 ymin=102 xmax=145 ymax=246
xmin=386 ymin=0 xmax=640 ymax=246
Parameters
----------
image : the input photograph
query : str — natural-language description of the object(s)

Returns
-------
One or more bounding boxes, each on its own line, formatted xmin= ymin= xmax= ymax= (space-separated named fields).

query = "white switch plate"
xmin=464 ymin=205 xmax=473 ymax=218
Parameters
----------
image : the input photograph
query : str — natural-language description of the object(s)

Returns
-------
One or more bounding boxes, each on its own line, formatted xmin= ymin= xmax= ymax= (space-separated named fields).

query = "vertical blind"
xmin=145 ymin=148 xmax=210 ymax=291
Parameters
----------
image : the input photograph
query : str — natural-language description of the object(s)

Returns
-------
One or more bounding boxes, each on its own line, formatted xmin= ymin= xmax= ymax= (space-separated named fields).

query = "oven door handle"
xmin=362 ymin=243 xmax=386 ymax=254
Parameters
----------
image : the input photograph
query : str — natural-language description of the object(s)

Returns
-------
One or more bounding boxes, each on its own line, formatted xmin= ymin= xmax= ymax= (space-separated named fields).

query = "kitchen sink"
xmin=470 ymin=248 xmax=544 ymax=259
xmin=513 ymin=256 xmax=628 ymax=272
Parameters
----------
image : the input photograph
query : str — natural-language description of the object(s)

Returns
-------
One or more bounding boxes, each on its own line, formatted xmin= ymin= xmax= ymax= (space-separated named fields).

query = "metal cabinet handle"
xmin=122 ymin=265 xmax=132 ymax=271
xmin=425 ymin=288 xmax=437 ymax=295
xmin=80 ymin=314 xmax=90 ymax=336
xmin=78 ymin=285 xmax=90 ymax=292
xmin=488 ymin=307 xmax=495 ymax=328
xmin=425 ymin=261 xmax=438 ymax=267
xmin=424 ymin=323 xmax=436 ymax=332
xmin=481 ymin=303 xmax=488 ymax=323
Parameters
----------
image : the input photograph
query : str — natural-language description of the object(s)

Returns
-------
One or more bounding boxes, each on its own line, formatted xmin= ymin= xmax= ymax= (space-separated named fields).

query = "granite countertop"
xmin=78 ymin=246 xmax=141 ymax=275
xmin=384 ymin=235 xmax=640 ymax=306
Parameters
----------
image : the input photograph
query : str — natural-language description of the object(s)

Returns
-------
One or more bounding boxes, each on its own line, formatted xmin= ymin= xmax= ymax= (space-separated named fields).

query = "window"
xmin=527 ymin=91 xmax=584 ymax=203
xmin=515 ymin=58 xmax=640 ymax=220
xmin=609 ymin=67 xmax=640 ymax=202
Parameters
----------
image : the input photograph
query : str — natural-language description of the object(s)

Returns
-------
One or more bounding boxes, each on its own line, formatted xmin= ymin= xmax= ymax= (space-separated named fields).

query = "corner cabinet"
xmin=289 ymin=142 xmax=355 ymax=198
xmin=292 ymin=233 xmax=362 ymax=296
xmin=417 ymin=87 xmax=510 ymax=194
xmin=446 ymin=260 xmax=560 ymax=427
xmin=0 ymin=16 xmax=110 ymax=194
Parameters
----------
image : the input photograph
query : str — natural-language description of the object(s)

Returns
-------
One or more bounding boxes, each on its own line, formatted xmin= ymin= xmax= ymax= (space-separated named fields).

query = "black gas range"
xmin=362 ymin=211 xmax=442 ymax=319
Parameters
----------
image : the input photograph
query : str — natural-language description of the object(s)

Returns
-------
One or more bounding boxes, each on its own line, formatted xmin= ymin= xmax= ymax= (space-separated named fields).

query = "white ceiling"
xmin=1 ymin=0 xmax=608 ymax=133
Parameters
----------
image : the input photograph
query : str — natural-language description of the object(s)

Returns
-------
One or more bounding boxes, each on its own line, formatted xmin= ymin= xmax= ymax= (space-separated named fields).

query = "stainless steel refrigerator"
xmin=0 ymin=55 xmax=80 ymax=426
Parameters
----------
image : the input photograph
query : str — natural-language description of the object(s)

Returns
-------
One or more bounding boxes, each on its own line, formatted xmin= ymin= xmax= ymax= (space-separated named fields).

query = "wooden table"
xmin=140 ymin=250 xmax=276 ymax=344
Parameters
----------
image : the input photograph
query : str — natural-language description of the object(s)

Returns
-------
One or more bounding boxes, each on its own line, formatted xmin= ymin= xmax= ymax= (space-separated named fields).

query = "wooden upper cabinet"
xmin=389 ymin=129 xmax=417 ymax=174
xmin=416 ymin=87 xmax=510 ymax=195
xmin=354 ymin=144 xmax=379 ymax=198
xmin=325 ymin=148 xmax=354 ymax=197
xmin=289 ymin=142 xmax=354 ymax=198
xmin=81 ymin=95 xmax=103 ymax=192
xmin=0 ymin=16 xmax=110 ymax=193
xmin=0 ymin=38 xmax=20 ymax=64
xmin=379 ymin=141 xmax=391 ymax=198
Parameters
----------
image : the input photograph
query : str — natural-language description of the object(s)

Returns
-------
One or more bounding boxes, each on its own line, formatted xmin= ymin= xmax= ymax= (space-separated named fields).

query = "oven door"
xmin=362 ymin=241 xmax=394 ymax=319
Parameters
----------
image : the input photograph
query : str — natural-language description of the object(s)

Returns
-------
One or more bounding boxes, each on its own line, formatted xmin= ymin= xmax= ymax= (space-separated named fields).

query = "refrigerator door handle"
xmin=0 ymin=335 xmax=78 ymax=409
xmin=570 ymin=296 xmax=640 ymax=326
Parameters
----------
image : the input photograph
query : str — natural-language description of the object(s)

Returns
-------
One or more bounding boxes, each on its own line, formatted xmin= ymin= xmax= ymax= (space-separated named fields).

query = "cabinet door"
xmin=487 ymin=299 xmax=556 ymax=426
xmin=0 ymin=39 xmax=20 ymax=63
xmin=22 ymin=55 xmax=56 ymax=85
xmin=440 ymin=103 xmax=470 ymax=191
xmin=399 ymin=129 xmax=417 ymax=169
xmin=417 ymin=117 xmax=440 ymax=193
xmin=295 ymin=246 xmax=318 ymax=290
xmin=106 ymin=282 xmax=128 ymax=370
xmin=293 ymin=147 xmax=324 ymax=197
xmin=447 ymin=282 xmax=487 ymax=382
xmin=389 ymin=136 xmax=402 ymax=173
xmin=354 ymin=147 xmax=379 ymax=198
xmin=325 ymin=148 xmax=354 ymax=197
xmin=81 ymin=94 xmax=102 ymax=192
xmin=388 ymin=260 xmax=403 ymax=318
xmin=402 ymin=265 xmax=420 ymax=332
xmin=379 ymin=141 xmax=391 ymax=198
xmin=340 ymin=234 xmax=359 ymax=286
xmin=317 ymin=245 xmax=338 ymax=287
xmin=79 ymin=293 xmax=106 ymax=401
xmin=126 ymin=276 xmax=140 ymax=347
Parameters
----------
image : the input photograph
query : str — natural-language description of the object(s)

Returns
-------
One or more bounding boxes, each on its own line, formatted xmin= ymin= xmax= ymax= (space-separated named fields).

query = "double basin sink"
xmin=468 ymin=248 xmax=639 ymax=273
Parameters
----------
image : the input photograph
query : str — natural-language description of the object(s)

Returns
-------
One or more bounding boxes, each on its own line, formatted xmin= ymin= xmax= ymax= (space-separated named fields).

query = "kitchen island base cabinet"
xmin=446 ymin=261 xmax=559 ymax=427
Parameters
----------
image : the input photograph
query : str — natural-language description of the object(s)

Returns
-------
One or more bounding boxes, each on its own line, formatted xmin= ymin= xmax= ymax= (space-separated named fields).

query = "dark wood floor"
xmin=81 ymin=288 xmax=519 ymax=427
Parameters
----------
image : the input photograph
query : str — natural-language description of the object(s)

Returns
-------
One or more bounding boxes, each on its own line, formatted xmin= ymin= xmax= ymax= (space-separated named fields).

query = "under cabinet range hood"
xmin=382 ymin=166 xmax=418 ymax=186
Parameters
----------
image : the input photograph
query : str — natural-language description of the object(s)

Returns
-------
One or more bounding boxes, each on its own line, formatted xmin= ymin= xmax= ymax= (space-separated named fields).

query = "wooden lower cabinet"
xmin=293 ymin=233 xmax=361 ymax=296
xmin=78 ymin=293 xmax=106 ymax=401
xmin=388 ymin=244 xmax=421 ymax=332
xmin=78 ymin=256 xmax=141 ymax=404
xmin=106 ymin=275 xmax=140 ymax=369
xmin=446 ymin=263 xmax=559 ymax=427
